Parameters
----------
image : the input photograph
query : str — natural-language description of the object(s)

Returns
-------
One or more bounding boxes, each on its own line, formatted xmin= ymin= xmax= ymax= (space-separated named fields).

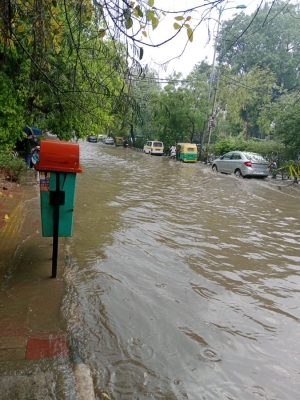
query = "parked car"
xmin=104 ymin=137 xmax=115 ymax=145
xmin=211 ymin=151 xmax=270 ymax=178
xmin=87 ymin=135 xmax=97 ymax=143
xmin=143 ymin=140 xmax=164 ymax=155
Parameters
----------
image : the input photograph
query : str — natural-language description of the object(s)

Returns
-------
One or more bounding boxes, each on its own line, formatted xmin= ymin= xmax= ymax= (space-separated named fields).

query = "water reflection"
xmin=63 ymin=141 xmax=300 ymax=399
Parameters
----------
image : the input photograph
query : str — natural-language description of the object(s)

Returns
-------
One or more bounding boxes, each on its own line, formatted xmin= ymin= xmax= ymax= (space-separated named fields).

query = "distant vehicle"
xmin=115 ymin=137 xmax=124 ymax=147
xmin=104 ymin=137 xmax=115 ymax=145
xmin=87 ymin=135 xmax=97 ymax=143
xmin=176 ymin=143 xmax=198 ymax=163
xmin=143 ymin=140 xmax=164 ymax=156
xmin=97 ymin=134 xmax=105 ymax=142
xmin=212 ymin=151 xmax=270 ymax=178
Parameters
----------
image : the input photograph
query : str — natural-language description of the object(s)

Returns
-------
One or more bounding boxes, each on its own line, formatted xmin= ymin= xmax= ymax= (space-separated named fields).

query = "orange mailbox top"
xmin=35 ymin=140 xmax=83 ymax=173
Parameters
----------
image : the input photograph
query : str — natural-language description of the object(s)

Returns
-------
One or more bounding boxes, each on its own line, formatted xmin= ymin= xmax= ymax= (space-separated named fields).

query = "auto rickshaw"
xmin=115 ymin=137 xmax=124 ymax=147
xmin=176 ymin=143 xmax=198 ymax=163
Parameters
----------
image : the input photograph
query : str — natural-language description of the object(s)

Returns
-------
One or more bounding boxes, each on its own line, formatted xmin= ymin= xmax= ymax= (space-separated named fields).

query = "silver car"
xmin=104 ymin=137 xmax=115 ymax=145
xmin=212 ymin=151 xmax=270 ymax=178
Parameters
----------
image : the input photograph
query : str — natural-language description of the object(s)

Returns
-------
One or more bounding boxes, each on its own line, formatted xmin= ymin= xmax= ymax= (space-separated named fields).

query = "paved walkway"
xmin=0 ymin=171 xmax=71 ymax=398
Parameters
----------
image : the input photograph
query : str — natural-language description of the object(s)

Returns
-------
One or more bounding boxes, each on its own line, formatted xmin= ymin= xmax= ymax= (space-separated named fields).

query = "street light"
xmin=206 ymin=4 xmax=247 ymax=147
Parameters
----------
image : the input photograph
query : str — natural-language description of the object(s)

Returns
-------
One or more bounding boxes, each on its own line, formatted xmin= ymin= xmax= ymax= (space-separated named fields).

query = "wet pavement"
xmin=0 ymin=171 xmax=74 ymax=399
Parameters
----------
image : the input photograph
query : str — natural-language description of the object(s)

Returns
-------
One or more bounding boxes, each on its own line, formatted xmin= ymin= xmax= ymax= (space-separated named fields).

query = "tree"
xmin=0 ymin=0 xmax=226 ymax=147
xmin=258 ymin=92 xmax=300 ymax=159
xmin=151 ymin=68 xmax=209 ymax=149
xmin=217 ymin=66 xmax=279 ymax=139
xmin=217 ymin=1 xmax=300 ymax=91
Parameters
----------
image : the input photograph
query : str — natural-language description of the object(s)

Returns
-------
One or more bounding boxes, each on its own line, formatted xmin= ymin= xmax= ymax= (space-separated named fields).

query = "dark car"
xmin=87 ymin=135 xmax=97 ymax=143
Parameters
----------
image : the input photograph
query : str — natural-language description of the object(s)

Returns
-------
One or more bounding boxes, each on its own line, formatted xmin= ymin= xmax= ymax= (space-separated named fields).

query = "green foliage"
xmin=152 ymin=68 xmax=209 ymax=148
xmin=218 ymin=1 xmax=300 ymax=91
xmin=217 ymin=67 xmax=279 ymax=139
xmin=0 ymin=2 xmax=131 ymax=146
xmin=258 ymin=92 xmax=300 ymax=159
xmin=0 ymin=72 xmax=27 ymax=148
xmin=212 ymin=138 xmax=285 ymax=160
xmin=0 ymin=150 xmax=27 ymax=182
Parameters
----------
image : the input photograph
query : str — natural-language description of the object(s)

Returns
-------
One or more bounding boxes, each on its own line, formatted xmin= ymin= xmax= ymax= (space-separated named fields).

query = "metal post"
xmin=52 ymin=172 xmax=60 ymax=278
xmin=208 ymin=8 xmax=222 ymax=103
xmin=207 ymin=79 xmax=220 ymax=146
xmin=206 ymin=4 xmax=247 ymax=147
xmin=206 ymin=9 xmax=222 ymax=150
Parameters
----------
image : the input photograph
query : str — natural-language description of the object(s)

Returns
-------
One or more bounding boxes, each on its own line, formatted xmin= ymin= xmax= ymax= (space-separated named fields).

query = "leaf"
xmin=146 ymin=10 xmax=154 ymax=21
xmin=175 ymin=16 xmax=184 ymax=21
xmin=123 ymin=8 xmax=131 ymax=20
xmin=148 ymin=0 xmax=154 ymax=6
xmin=139 ymin=47 xmax=144 ymax=60
xmin=17 ymin=25 xmax=25 ymax=32
xmin=98 ymin=29 xmax=106 ymax=38
xmin=152 ymin=16 xmax=159 ymax=30
xmin=186 ymin=16 xmax=191 ymax=21
xmin=134 ymin=6 xmax=143 ymax=18
xmin=184 ymin=23 xmax=190 ymax=28
xmin=187 ymin=27 xmax=193 ymax=42
xmin=173 ymin=23 xmax=181 ymax=30
xmin=4 ymin=214 xmax=9 ymax=220
xmin=142 ymin=30 xmax=147 ymax=37
xmin=125 ymin=17 xmax=133 ymax=29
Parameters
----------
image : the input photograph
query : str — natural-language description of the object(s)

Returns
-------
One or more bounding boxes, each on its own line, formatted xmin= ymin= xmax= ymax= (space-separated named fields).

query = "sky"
xmin=139 ymin=0 xmax=263 ymax=78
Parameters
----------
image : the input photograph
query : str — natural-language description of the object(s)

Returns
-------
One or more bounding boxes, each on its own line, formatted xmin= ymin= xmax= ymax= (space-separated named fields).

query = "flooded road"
xmin=64 ymin=141 xmax=300 ymax=399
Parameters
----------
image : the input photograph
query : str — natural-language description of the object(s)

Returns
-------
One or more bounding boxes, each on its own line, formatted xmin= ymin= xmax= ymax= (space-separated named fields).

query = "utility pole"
xmin=207 ymin=81 xmax=219 ymax=146
xmin=206 ymin=4 xmax=247 ymax=148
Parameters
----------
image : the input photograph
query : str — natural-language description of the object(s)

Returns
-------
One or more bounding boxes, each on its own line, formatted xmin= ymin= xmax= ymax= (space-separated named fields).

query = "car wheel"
xmin=235 ymin=169 xmax=243 ymax=178
xmin=212 ymin=164 xmax=218 ymax=172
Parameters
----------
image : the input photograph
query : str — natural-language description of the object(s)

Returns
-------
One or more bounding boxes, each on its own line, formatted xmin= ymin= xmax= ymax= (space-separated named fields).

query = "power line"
xmin=128 ymin=72 xmax=284 ymax=98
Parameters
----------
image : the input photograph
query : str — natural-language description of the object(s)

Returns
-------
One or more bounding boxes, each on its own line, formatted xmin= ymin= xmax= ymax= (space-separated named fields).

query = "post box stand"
xmin=35 ymin=140 xmax=82 ymax=278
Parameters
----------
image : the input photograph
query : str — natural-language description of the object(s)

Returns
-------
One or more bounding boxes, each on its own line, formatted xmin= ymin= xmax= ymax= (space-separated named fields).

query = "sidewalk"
xmin=0 ymin=171 xmax=71 ymax=398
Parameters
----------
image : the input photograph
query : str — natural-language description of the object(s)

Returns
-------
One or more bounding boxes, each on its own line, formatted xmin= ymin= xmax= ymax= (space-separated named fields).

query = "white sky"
xmin=139 ymin=0 xmax=263 ymax=78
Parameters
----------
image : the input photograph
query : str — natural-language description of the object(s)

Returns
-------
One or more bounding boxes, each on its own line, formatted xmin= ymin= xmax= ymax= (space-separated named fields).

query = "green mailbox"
xmin=35 ymin=140 xmax=82 ymax=277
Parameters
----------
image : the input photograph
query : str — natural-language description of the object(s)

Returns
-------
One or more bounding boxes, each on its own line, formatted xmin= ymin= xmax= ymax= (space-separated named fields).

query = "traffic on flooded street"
xmin=62 ymin=141 xmax=300 ymax=399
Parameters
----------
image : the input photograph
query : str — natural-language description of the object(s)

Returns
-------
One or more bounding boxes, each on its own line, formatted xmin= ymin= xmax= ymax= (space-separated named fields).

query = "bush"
xmin=0 ymin=150 xmax=27 ymax=182
xmin=212 ymin=138 xmax=286 ymax=161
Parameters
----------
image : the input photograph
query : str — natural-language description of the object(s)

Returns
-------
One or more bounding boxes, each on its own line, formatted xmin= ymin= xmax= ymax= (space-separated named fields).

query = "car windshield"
xmin=245 ymin=153 xmax=266 ymax=162
xmin=153 ymin=142 xmax=162 ymax=147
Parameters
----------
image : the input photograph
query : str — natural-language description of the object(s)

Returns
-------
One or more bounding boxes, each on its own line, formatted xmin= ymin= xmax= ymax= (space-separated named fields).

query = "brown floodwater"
xmin=63 ymin=141 xmax=300 ymax=399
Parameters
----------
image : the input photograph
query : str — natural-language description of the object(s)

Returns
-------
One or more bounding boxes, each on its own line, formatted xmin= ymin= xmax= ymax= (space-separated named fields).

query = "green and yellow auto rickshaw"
xmin=115 ymin=137 xmax=124 ymax=147
xmin=176 ymin=143 xmax=198 ymax=163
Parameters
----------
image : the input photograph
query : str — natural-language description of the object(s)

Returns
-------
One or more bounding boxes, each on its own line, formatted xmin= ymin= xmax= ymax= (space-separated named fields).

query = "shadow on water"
xmin=62 ymin=141 xmax=300 ymax=399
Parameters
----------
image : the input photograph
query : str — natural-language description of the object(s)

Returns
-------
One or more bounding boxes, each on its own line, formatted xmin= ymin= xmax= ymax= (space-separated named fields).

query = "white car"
xmin=104 ymin=137 xmax=114 ymax=145
xmin=143 ymin=140 xmax=164 ymax=155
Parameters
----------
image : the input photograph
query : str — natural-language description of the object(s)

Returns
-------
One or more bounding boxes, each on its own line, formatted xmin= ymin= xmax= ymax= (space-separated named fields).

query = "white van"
xmin=143 ymin=140 xmax=164 ymax=156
